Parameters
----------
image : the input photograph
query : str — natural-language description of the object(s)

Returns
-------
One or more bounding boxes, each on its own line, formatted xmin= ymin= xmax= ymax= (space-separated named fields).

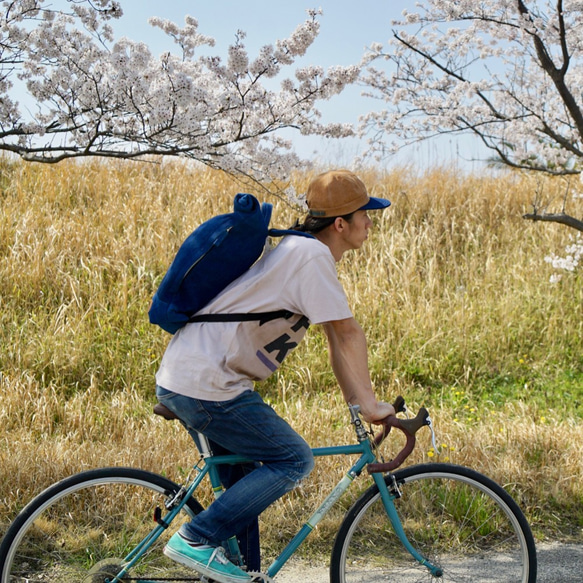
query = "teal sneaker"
xmin=163 ymin=532 xmax=251 ymax=583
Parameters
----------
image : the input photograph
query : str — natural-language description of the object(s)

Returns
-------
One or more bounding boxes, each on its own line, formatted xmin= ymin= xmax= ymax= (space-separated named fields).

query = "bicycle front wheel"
xmin=331 ymin=463 xmax=536 ymax=583
xmin=0 ymin=467 xmax=204 ymax=583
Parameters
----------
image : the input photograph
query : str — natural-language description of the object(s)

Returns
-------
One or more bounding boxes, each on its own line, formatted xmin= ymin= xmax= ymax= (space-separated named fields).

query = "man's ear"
xmin=333 ymin=217 xmax=345 ymax=232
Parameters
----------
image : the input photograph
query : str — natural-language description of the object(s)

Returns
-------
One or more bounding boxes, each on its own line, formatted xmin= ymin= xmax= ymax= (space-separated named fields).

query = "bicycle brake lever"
xmin=392 ymin=395 xmax=406 ymax=414
xmin=426 ymin=414 xmax=440 ymax=455
xmin=398 ymin=407 xmax=430 ymax=436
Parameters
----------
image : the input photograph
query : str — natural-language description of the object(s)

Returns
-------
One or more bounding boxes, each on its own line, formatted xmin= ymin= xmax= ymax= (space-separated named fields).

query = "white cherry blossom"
xmin=545 ymin=234 xmax=583 ymax=281
xmin=0 ymin=1 xmax=358 ymax=189
xmin=360 ymin=0 xmax=583 ymax=180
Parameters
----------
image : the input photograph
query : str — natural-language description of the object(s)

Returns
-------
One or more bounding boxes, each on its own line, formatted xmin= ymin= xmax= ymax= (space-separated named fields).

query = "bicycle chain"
xmin=248 ymin=571 xmax=274 ymax=583
xmin=109 ymin=572 xmax=272 ymax=582
xmin=109 ymin=575 xmax=205 ymax=581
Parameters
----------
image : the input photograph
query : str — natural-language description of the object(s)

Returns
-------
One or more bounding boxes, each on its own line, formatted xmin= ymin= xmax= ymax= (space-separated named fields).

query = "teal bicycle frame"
xmin=110 ymin=408 xmax=441 ymax=582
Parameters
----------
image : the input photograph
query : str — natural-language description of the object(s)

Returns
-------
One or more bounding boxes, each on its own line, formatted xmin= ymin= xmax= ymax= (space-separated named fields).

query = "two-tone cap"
xmin=306 ymin=170 xmax=391 ymax=218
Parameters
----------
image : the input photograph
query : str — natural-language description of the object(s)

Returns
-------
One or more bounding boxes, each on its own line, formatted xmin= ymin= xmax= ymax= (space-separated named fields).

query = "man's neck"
xmin=314 ymin=231 xmax=344 ymax=263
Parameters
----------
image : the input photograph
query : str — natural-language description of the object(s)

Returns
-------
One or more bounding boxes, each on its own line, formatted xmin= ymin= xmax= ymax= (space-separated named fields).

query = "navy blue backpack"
xmin=148 ymin=193 xmax=312 ymax=334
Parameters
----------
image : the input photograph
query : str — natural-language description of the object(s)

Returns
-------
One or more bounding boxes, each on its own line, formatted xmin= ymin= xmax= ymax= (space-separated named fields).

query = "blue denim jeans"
xmin=156 ymin=386 xmax=314 ymax=570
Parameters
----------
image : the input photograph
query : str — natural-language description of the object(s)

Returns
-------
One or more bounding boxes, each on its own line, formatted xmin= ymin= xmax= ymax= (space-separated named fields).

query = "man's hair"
xmin=291 ymin=212 xmax=355 ymax=234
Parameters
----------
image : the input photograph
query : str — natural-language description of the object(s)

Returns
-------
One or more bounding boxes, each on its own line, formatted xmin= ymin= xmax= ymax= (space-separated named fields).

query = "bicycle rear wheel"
xmin=331 ymin=463 xmax=536 ymax=583
xmin=0 ymin=467 xmax=204 ymax=583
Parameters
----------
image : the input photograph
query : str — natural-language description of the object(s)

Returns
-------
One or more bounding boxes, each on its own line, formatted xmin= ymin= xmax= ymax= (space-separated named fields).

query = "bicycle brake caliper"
xmin=386 ymin=474 xmax=402 ymax=499
xmin=165 ymin=486 xmax=187 ymax=510
xmin=153 ymin=486 xmax=187 ymax=528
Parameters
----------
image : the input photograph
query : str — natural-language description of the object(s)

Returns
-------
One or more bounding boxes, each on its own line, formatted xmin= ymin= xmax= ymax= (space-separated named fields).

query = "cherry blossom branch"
xmin=0 ymin=2 xmax=359 ymax=188
xmin=523 ymin=211 xmax=583 ymax=232
xmin=360 ymin=0 xmax=583 ymax=178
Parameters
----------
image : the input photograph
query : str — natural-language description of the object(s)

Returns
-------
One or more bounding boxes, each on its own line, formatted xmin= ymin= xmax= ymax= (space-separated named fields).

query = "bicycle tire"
xmin=330 ymin=463 xmax=537 ymax=583
xmin=0 ymin=467 xmax=204 ymax=583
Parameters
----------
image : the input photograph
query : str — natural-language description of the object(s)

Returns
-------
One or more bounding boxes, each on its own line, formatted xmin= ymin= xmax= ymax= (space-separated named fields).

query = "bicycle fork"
xmin=371 ymin=471 xmax=444 ymax=578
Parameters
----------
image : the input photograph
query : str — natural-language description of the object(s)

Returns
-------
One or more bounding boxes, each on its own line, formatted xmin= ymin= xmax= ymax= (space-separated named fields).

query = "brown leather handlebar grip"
xmin=367 ymin=407 xmax=430 ymax=473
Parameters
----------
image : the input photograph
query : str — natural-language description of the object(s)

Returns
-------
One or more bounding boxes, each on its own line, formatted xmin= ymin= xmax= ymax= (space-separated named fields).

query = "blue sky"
xmin=110 ymin=1 xmax=486 ymax=170
xmin=114 ymin=1 xmax=406 ymax=68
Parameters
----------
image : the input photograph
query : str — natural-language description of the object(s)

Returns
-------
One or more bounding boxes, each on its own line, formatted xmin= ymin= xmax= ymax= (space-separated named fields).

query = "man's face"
xmin=341 ymin=210 xmax=373 ymax=251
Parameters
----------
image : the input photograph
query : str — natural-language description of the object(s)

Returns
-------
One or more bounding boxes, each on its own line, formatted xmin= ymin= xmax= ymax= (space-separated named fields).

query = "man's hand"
xmin=360 ymin=401 xmax=395 ymax=424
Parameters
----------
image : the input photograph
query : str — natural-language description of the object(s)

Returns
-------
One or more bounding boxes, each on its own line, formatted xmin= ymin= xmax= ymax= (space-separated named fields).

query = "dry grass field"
xmin=0 ymin=157 xmax=581 ymax=561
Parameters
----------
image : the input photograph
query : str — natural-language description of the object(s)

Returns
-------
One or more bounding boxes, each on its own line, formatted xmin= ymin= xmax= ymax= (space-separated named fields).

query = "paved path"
xmin=537 ymin=542 xmax=583 ymax=582
xmin=275 ymin=542 xmax=583 ymax=582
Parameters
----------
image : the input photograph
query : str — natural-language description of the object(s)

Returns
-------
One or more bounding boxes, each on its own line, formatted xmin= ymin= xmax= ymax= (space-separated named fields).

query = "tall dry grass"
xmin=0 ymin=158 xmax=581 ymax=557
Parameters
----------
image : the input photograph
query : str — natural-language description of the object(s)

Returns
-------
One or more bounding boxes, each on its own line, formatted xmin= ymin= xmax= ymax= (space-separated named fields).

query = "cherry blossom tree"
xmin=0 ymin=0 xmax=358 ymax=188
xmin=360 ymin=0 xmax=583 ymax=235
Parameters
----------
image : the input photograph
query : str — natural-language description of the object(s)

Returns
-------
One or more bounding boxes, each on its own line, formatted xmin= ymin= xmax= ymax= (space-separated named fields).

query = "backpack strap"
xmin=188 ymin=309 xmax=294 ymax=325
xmin=187 ymin=231 xmax=313 ymax=326
xmin=267 ymin=228 xmax=315 ymax=239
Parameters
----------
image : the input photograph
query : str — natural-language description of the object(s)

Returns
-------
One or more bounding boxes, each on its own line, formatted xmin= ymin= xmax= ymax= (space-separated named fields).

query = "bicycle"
xmin=0 ymin=396 xmax=537 ymax=582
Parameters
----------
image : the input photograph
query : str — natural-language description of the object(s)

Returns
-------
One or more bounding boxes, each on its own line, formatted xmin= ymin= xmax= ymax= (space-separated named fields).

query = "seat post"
xmin=196 ymin=432 xmax=213 ymax=458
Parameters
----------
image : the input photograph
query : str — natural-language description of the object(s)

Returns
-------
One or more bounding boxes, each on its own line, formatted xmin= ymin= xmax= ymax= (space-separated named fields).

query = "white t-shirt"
xmin=155 ymin=235 xmax=353 ymax=401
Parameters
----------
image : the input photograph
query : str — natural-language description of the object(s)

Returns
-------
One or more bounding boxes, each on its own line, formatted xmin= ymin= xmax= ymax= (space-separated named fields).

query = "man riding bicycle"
xmin=155 ymin=169 xmax=394 ymax=583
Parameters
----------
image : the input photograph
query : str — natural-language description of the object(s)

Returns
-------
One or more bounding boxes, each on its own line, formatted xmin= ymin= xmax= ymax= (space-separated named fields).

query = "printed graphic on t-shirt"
xmin=255 ymin=316 xmax=310 ymax=372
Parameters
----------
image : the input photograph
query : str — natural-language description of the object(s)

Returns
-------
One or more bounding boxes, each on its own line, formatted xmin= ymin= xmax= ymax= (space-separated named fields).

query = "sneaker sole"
xmin=163 ymin=544 xmax=250 ymax=583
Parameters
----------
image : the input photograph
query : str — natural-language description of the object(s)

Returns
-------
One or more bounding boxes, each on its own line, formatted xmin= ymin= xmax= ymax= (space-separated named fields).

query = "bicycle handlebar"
xmin=366 ymin=402 xmax=430 ymax=474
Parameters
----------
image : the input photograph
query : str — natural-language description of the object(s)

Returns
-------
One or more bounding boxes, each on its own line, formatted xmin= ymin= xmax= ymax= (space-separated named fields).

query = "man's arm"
xmin=322 ymin=317 xmax=395 ymax=423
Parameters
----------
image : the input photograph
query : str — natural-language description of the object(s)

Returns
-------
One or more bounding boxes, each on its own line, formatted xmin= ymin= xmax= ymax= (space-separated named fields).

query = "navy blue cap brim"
xmin=360 ymin=196 xmax=391 ymax=211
